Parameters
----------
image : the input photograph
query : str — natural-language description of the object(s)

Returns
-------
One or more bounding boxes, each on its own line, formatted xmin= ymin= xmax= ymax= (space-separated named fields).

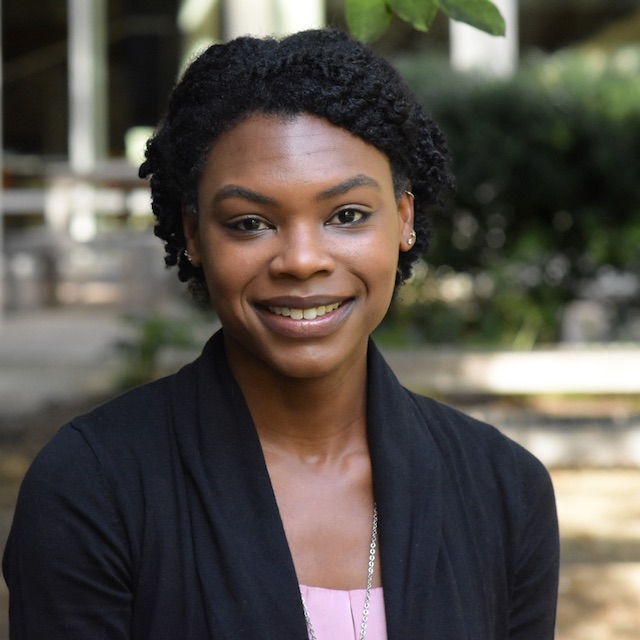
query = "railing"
xmin=1 ymin=162 xmax=154 ymax=311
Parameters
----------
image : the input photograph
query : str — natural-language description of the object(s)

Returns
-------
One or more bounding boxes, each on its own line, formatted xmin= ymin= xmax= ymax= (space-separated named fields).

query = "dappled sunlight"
xmin=558 ymin=563 xmax=640 ymax=640
xmin=385 ymin=347 xmax=640 ymax=395
xmin=553 ymin=470 xmax=640 ymax=640
xmin=554 ymin=470 xmax=640 ymax=548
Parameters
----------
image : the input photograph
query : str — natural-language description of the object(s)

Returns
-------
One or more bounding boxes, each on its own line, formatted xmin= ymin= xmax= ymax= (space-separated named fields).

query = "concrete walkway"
xmin=1 ymin=307 xmax=639 ymax=466
xmin=0 ymin=308 xmax=131 ymax=422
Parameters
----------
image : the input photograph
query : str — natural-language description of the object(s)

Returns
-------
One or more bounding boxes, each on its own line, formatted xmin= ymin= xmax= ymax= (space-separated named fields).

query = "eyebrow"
xmin=316 ymin=174 xmax=381 ymax=201
xmin=212 ymin=174 xmax=381 ymax=207
xmin=213 ymin=185 xmax=276 ymax=205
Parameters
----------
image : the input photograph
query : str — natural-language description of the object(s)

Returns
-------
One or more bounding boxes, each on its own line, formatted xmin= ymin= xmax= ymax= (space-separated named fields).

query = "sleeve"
xmin=508 ymin=452 xmax=560 ymax=639
xmin=2 ymin=423 xmax=134 ymax=639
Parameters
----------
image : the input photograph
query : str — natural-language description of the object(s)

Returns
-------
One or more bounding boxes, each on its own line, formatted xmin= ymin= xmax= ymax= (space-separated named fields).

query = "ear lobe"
xmin=182 ymin=210 xmax=202 ymax=267
xmin=398 ymin=190 xmax=415 ymax=252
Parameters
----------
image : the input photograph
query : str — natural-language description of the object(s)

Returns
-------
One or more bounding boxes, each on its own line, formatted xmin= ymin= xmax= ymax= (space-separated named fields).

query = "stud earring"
xmin=184 ymin=249 xmax=193 ymax=263
xmin=407 ymin=230 xmax=417 ymax=246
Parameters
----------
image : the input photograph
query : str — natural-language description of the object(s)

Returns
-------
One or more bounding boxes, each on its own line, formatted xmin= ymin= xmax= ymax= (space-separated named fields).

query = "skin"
xmin=183 ymin=113 xmax=414 ymax=589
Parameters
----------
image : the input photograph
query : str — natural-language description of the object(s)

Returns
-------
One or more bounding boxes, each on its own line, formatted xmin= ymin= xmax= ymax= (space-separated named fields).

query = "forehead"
xmin=199 ymin=113 xmax=394 ymax=193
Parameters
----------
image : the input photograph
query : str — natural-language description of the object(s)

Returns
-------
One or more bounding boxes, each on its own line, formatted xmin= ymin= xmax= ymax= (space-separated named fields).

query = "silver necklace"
xmin=300 ymin=503 xmax=378 ymax=640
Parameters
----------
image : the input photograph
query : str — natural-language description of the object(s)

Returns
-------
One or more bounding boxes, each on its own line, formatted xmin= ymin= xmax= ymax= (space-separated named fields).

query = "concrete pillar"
xmin=275 ymin=0 xmax=325 ymax=34
xmin=224 ymin=0 xmax=276 ymax=39
xmin=0 ymin=0 xmax=5 ymax=320
xmin=450 ymin=0 xmax=518 ymax=78
xmin=177 ymin=0 xmax=325 ymax=64
xmin=178 ymin=0 xmax=221 ymax=63
xmin=224 ymin=0 xmax=324 ymax=40
xmin=68 ymin=0 xmax=108 ymax=175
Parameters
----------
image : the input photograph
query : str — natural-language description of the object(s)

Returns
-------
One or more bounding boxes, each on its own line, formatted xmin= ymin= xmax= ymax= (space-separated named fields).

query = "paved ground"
xmin=0 ymin=307 xmax=639 ymax=638
xmin=0 ymin=307 xmax=133 ymax=419
xmin=553 ymin=470 xmax=640 ymax=639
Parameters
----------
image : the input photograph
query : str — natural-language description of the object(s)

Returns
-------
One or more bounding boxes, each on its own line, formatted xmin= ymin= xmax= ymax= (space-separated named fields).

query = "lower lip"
xmin=255 ymin=301 xmax=352 ymax=338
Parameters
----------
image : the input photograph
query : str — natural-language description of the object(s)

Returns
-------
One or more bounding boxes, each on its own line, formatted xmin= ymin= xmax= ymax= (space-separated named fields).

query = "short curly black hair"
xmin=139 ymin=29 xmax=454 ymax=302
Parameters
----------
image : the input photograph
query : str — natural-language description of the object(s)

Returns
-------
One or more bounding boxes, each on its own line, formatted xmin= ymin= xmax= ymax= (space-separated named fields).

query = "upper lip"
xmin=258 ymin=295 xmax=350 ymax=309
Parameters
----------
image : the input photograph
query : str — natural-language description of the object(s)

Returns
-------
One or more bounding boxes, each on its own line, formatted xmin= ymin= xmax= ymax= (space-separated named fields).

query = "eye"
xmin=327 ymin=208 xmax=369 ymax=226
xmin=225 ymin=216 xmax=272 ymax=233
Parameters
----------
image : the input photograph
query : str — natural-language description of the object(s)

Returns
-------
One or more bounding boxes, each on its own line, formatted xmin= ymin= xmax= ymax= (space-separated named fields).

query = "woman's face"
xmin=184 ymin=113 xmax=414 ymax=381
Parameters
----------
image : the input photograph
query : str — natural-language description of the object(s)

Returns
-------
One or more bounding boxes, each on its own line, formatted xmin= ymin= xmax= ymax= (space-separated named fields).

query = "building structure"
xmin=1 ymin=0 xmax=638 ymax=312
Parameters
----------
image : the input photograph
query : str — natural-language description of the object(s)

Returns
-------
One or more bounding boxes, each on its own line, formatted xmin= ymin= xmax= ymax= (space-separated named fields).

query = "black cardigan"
xmin=3 ymin=332 xmax=559 ymax=639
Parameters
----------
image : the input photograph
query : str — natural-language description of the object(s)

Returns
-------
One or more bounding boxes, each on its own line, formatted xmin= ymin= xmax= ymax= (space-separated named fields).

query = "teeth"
xmin=269 ymin=302 xmax=341 ymax=319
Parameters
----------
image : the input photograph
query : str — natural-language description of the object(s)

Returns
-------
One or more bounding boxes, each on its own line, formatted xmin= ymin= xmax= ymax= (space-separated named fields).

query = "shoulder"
xmin=368 ymin=342 xmax=551 ymax=495
xmin=9 ymin=373 xmax=186 ymax=570
xmin=406 ymin=390 xmax=558 ymax=561
xmin=409 ymin=391 xmax=546 ymax=471
xmin=18 ymin=374 xmax=179 ymax=504
xmin=72 ymin=374 xmax=174 ymax=436
xmin=62 ymin=376 xmax=180 ymax=454
xmin=404 ymin=390 xmax=555 ymax=519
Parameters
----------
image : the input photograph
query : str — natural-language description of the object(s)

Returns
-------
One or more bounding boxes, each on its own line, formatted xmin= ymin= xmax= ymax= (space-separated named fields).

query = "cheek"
xmin=351 ymin=237 xmax=399 ymax=298
xmin=199 ymin=243 xmax=247 ymax=306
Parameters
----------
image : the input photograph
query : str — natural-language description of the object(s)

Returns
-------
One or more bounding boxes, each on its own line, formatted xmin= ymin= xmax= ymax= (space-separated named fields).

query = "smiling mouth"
xmin=267 ymin=302 xmax=342 ymax=320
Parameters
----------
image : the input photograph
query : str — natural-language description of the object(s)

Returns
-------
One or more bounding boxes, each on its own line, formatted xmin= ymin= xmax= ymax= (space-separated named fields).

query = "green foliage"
xmin=383 ymin=50 xmax=640 ymax=346
xmin=346 ymin=0 xmax=392 ymax=42
xmin=440 ymin=0 xmax=506 ymax=35
xmin=345 ymin=0 xmax=505 ymax=42
xmin=388 ymin=0 xmax=439 ymax=32
xmin=116 ymin=313 xmax=199 ymax=388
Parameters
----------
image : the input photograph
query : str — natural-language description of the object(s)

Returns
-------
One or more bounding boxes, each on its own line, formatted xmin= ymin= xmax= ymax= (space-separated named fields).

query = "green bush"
xmin=116 ymin=313 xmax=200 ymax=388
xmin=384 ymin=49 xmax=640 ymax=346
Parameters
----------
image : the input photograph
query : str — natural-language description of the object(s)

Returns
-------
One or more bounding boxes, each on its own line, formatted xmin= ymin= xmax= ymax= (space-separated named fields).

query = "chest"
xmin=264 ymin=451 xmax=382 ymax=590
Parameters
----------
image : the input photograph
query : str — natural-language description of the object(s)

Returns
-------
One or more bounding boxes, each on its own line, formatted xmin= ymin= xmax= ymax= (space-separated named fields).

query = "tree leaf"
xmin=441 ymin=0 xmax=506 ymax=36
xmin=388 ymin=0 xmax=440 ymax=32
xmin=346 ymin=0 xmax=393 ymax=42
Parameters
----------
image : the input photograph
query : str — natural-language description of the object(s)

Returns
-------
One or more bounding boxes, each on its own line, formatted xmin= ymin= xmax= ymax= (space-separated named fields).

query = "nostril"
xmin=270 ymin=238 xmax=335 ymax=278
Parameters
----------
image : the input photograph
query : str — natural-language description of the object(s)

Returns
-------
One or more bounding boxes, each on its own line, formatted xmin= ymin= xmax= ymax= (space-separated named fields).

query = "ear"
xmin=397 ymin=190 xmax=415 ymax=252
xmin=182 ymin=208 xmax=202 ymax=267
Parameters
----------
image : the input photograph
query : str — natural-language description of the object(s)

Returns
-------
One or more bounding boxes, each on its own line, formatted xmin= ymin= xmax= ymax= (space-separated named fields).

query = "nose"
xmin=269 ymin=224 xmax=336 ymax=280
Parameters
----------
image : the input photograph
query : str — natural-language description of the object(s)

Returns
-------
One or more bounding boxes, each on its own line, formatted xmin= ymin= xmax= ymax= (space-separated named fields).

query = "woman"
xmin=3 ymin=30 xmax=559 ymax=639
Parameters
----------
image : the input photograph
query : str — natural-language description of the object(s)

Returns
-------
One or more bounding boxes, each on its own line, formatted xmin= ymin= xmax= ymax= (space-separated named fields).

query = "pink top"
xmin=299 ymin=585 xmax=387 ymax=640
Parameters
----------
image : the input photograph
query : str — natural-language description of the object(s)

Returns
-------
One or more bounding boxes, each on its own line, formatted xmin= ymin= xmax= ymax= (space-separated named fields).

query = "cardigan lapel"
xmin=169 ymin=332 xmax=453 ymax=639
xmin=169 ymin=331 xmax=308 ymax=639
xmin=366 ymin=341 xmax=445 ymax=639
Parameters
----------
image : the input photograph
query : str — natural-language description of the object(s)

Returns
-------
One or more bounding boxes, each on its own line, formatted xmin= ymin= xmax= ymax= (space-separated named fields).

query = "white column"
xmin=178 ymin=0 xmax=221 ymax=64
xmin=449 ymin=0 xmax=518 ymax=78
xmin=68 ymin=0 xmax=108 ymax=175
xmin=224 ymin=0 xmax=324 ymax=40
xmin=0 ymin=0 xmax=5 ymax=320
xmin=274 ymin=0 xmax=325 ymax=34
xmin=224 ymin=0 xmax=276 ymax=39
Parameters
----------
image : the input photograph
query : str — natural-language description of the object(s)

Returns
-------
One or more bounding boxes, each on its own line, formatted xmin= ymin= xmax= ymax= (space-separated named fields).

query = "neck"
xmin=225 ymin=342 xmax=369 ymax=461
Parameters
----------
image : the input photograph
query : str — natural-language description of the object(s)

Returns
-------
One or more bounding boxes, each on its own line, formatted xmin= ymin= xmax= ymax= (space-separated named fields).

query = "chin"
xmin=263 ymin=339 xmax=368 ymax=382
xmin=265 ymin=351 xmax=346 ymax=381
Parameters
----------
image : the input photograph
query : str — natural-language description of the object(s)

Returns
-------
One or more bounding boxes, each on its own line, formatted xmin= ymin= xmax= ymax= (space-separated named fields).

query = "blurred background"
xmin=1 ymin=1 xmax=639 ymax=638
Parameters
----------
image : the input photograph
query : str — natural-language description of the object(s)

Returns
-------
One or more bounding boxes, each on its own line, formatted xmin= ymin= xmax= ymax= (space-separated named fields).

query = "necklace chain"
xmin=300 ymin=503 xmax=378 ymax=640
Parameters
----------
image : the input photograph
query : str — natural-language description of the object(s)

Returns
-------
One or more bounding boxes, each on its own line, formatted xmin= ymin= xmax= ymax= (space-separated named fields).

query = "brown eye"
xmin=240 ymin=218 xmax=266 ymax=231
xmin=226 ymin=216 xmax=271 ymax=233
xmin=328 ymin=208 xmax=368 ymax=225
